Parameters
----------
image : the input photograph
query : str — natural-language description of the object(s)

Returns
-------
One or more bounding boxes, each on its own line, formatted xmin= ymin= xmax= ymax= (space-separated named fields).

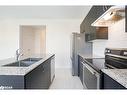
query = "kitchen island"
xmin=0 ymin=54 xmax=55 ymax=89
xmin=101 ymin=69 xmax=127 ymax=89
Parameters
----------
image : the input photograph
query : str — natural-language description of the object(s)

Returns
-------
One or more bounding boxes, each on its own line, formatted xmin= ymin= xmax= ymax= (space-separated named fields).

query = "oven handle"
xmin=81 ymin=62 xmax=99 ymax=76
xmin=82 ymin=61 xmax=100 ymax=89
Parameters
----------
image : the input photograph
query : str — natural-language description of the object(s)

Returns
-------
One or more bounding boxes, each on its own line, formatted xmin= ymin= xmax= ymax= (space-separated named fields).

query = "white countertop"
xmin=78 ymin=53 xmax=93 ymax=59
xmin=101 ymin=69 xmax=127 ymax=88
xmin=78 ymin=53 xmax=104 ymax=59
xmin=0 ymin=54 xmax=54 ymax=76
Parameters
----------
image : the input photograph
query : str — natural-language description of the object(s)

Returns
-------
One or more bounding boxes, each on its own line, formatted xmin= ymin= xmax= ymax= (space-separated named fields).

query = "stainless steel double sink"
xmin=3 ymin=58 xmax=42 ymax=67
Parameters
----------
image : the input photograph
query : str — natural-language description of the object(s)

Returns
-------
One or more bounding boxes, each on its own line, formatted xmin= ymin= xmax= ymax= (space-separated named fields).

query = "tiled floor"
xmin=50 ymin=68 xmax=84 ymax=89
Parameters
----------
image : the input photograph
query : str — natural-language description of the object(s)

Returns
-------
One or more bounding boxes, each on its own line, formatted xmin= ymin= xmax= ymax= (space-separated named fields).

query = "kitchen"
xmin=0 ymin=5 xmax=126 ymax=89
xmin=74 ymin=5 xmax=127 ymax=89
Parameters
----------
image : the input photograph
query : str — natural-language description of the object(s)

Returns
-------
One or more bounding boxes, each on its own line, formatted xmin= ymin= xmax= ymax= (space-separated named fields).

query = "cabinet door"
xmin=25 ymin=63 xmax=45 ymax=89
xmin=78 ymin=56 xmax=83 ymax=83
xmin=82 ymin=6 xmax=99 ymax=40
xmin=81 ymin=6 xmax=111 ymax=41
xmin=25 ymin=59 xmax=51 ymax=89
xmin=96 ymin=27 xmax=108 ymax=39
xmin=102 ymin=73 xmax=125 ymax=89
xmin=82 ymin=6 xmax=105 ymax=32
xmin=0 ymin=75 xmax=24 ymax=89
xmin=86 ymin=6 xmax=109 ymax=40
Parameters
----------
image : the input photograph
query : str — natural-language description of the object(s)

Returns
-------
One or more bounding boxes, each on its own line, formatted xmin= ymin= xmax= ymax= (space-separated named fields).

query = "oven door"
xmin=82 ymin=62 xmax=100 ymax=89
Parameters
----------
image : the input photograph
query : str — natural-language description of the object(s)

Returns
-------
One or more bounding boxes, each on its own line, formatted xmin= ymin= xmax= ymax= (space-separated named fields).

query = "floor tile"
xmin=50 ymin=68 xmax=84 ymax=89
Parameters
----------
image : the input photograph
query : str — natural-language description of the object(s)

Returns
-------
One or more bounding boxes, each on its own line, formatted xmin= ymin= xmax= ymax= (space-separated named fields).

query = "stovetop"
xmin=83 ymin=48 xmax=127 ymax=72
xmin=85 ymin=58 xmax=105 ymax=69
xmin=84 ymin=58 xmax=116 ymax=72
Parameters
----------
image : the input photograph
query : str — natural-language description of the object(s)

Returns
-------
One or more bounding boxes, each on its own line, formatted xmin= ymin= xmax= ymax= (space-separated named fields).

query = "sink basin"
xmin=22 ymin=58 xmax=42 ymax=62
xmin=3 ymin=61 xmax=33 ymax=67
xmin=3 ymin=58 xmax=42 ymax=67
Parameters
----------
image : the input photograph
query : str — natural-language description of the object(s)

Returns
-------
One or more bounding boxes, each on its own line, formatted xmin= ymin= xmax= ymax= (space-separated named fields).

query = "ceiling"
xmin=0 ymin=6 xmax=91 ymax=19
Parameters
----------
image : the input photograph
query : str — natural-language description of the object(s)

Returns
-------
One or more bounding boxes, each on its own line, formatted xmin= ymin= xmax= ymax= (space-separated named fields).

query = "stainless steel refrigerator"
xmin=70 ymin=32 xmax=92 ymax=76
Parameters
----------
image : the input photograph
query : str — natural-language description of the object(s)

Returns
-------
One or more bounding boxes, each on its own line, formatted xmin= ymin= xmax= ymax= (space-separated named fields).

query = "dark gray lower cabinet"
xmin=25 ymin=58 xmax=51 ymax=89
xmin=78 ymin=56 xmax=83 ymax=84
xmin=0 ymin=75 xmax=24 ymax=89
xmin=102 ymin=73 xmax=125 ymax=89
xmin=0 ymin=56 xmax=54 ymax=89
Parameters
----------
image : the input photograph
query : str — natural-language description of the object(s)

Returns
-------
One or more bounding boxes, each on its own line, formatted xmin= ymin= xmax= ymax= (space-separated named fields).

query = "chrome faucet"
xmin=16 ymin=49 xmax=23 ymax=61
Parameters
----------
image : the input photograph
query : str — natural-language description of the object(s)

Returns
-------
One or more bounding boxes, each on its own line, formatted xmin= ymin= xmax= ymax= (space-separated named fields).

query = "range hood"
xmin=91 ymin=6 xmax=125 ymax=27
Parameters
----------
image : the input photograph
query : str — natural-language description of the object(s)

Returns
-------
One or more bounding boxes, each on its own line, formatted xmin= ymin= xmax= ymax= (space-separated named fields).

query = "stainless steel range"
xmin=82 ymin=48 xmax=127 ymax=89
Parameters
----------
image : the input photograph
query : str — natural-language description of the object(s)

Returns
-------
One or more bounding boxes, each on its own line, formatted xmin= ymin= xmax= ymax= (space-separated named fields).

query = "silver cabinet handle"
xmin=42 ymin=66 xmax=45 ymax=72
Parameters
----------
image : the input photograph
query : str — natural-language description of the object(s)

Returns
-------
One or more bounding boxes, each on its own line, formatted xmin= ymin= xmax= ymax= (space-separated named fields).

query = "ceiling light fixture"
xmin=103 ymin=11 xmax=115 ymax=20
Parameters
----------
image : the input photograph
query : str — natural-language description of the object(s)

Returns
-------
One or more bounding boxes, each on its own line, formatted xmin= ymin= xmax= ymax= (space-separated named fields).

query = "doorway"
xmin=19 ymin=25 xmax=46 ymax=59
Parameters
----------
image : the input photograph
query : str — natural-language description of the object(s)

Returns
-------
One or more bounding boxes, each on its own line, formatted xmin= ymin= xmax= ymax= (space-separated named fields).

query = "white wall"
xmin=92 ymin=40 xmax=107 ymax=57
xmin=0 ymin=19 xmax=19 ymax=60
xmin=93 ymin=18 xmax=127 ymax=57
xmin=20 ymin=26 xmax=35 ymax=58
xmin=34 ymin=26 xmax=46 ymax=54
xmin=107 ymin=18 xmax=127 ymax=48
xmin=45 ymin=19 xmax=81 ymax=68
xmin=0 ymin=18 xmax=81 ymax=68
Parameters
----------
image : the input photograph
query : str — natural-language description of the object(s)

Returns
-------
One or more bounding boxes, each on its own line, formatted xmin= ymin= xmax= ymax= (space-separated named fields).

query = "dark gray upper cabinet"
xmin=80 ymin=6 xmax=111 ymax=41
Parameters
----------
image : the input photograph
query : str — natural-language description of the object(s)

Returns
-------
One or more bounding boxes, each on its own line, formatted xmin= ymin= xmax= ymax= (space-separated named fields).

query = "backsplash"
xmin=93 ymin=18 xmax=127 ymax=57
xmin=92 ymin=40 xmax=107 ymax=57
xmin=107 ymin=18 xmax=127 ymax=48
